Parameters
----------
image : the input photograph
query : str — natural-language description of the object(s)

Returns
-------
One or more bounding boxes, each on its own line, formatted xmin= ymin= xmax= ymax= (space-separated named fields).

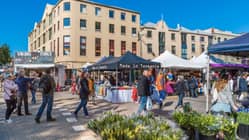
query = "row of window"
xmin=63 ymin=18 xmax=137 ymax=35
xmin=64 ymin=2 xmax=137 ymax=22
xmin=32 ymin=37 xmax=137 ymax=57
xmin=146 ymin=44 xmax=205 ymax=54
xmin=63 ymin=36 xmax=137 ymax=56
xmin=146 ymin=31 xmax=207 ymax=42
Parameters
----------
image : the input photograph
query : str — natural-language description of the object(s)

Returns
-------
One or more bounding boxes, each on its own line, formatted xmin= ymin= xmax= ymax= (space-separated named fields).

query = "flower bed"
xmin=173 ymin=111 xmax=238 ymax=140
xmin=88 ymin=112 xmax=183 ymax=140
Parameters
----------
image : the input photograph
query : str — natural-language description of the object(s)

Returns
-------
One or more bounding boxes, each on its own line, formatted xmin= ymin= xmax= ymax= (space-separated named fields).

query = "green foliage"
xmin=0 ymin=44 xmax=11 ymax=65
xmin=237 ymin=112 xmax=249 ymax=125
xmin=173 ymin=111 xmax=238 ymax=139
xmin=88 ymin=112 xmax=183 ymax=140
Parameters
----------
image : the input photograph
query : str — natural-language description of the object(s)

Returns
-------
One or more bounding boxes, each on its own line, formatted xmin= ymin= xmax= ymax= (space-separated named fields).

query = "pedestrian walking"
xmin=30 ymin=73 xmax=40 ymax=104
xmin=88 ymin=75 xmax=96 ymax=104
xmin=137 ymin=70 xmax=151 ymax=115
xmin=188 ymin=76 xmax=198 ymax=98
xmin=71 ymin=81 xmax=77 ymax=95
xmin=3 ymin=73 xmax=18 ymax=123
xmin=238 ymin=73 xmax=248 ymax=101
xmin=15 ymin=70 xmax=33 ymax=116
xmin=35 ymin=69 xmax=56 ymax=123
xmin=175 ymin=75 xmax=188 ymax=109
xmin=73 ymin=72 xmax=90 ymax=118
xmin=155 ymin=72 xmax=166 ymax=109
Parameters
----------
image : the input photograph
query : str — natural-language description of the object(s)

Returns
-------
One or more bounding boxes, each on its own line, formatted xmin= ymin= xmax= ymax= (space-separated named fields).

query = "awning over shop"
xmin=15 ymin=64 xmax=55 ymax=69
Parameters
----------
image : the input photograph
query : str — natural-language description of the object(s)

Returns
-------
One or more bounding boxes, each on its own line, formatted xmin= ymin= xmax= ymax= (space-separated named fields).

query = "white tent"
xmin=190 ymin=52 xmax=215 ymax=67
xmin=82 ymin=62 xmax=92 ymax=68
xmin=152 ymin=51 xmax=203 ymax=69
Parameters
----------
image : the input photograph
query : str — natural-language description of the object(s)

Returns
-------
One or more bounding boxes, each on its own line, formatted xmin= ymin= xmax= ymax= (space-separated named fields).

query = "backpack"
xmin=40 ymin=75 xmax=52 ymax=94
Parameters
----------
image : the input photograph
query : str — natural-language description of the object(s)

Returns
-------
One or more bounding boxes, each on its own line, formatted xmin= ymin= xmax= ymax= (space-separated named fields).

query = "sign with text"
xmin=14 ymin=52 xmax=54 ymax=64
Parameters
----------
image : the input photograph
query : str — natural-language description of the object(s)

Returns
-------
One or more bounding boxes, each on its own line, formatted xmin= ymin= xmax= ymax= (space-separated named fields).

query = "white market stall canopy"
xmin=190 ymin=52 xmax=214 ymax=67
xmin=152 ymin=51 xmax=204 ymax=69
xmin=15 ymin=64 xmax=55 ymax=69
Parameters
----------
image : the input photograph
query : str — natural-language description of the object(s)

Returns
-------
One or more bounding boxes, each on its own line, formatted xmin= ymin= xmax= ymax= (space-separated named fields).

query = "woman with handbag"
xmin=3 ymin=73 xmax=18 ymax=123
xmin=210 ymin=72 xmax=238 ymax=115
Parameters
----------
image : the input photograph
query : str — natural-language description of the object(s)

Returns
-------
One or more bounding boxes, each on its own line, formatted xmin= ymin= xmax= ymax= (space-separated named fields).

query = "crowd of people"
xmin=136 ymin=69 xmax=249 ymax=116
xmin=2 ymin=67 xmax=249 ymax=124
xmin=1 ymin=69 xmax=93 ymax=124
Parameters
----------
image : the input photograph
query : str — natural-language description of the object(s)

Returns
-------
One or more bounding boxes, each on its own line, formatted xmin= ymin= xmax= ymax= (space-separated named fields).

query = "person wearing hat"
xmin=3 ymin=73 xmax=18 ymax=123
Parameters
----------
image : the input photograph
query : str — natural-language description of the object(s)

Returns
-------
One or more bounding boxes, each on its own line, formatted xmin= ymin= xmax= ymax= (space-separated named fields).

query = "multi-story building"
xmin=28 ymin=0 xmax=140 ymax=71
xmin=140 ymin=20 xmax=239 ymax=60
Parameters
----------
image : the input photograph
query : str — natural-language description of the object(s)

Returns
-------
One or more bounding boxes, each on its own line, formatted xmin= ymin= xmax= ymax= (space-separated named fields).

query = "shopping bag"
xmin=146 ymin=97 xmax=153 ymax=111
xmin=150 ymin=87 xmax=160 ymax=102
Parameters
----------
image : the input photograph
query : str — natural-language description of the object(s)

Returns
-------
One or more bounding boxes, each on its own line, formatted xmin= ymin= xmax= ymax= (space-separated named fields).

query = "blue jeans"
xmin=137 ymin=96 xmax=147 ymax=115
xmin=31 ymin=89 xmax=36 ymax=104
xmin=176 ymin=93 xmax=185 ymax=107
xmin=36 ymin=94 xmax=54 ymax=119
xmin=75 ymin=98 xmax=88 ymax=116
xmin=159 ymin=90 xmax=166 ymax=104
xmin=190 ymin=88 xmax=197 ymax=97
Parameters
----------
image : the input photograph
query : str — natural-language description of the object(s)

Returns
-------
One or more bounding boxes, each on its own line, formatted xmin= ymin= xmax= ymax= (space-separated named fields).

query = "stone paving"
xmin=0 ymin=91 xmax=208 ymax=140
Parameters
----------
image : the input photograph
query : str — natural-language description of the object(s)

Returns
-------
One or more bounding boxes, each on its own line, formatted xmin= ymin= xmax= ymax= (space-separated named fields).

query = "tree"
xmin=0 ymin=44 xmax=11 ymax=65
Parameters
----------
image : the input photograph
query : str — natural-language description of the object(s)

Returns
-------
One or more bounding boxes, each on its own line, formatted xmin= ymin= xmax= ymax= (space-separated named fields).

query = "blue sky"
xmin=0 ymin=0 xmax=249 ymax=55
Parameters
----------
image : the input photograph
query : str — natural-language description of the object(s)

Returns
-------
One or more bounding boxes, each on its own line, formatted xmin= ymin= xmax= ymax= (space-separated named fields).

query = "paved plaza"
xmin=0 ymin=91 xmax=207 ymax=140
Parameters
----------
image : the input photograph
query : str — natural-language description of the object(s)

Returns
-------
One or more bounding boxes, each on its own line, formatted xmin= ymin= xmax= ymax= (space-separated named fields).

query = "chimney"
xmin=211 ymin=28 xmax=214 ymax=33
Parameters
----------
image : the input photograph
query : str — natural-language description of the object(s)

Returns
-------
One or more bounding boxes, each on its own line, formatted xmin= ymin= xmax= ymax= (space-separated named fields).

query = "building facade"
xmin=28 ymin=0 xmax=140 ymax=69
xmin=140 ymin=20 xmax=239 ymax=60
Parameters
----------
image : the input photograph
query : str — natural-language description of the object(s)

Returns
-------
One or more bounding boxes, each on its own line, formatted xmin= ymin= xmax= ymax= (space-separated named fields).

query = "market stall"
xmin=89 ymin=51 xmax=160 ymax=103
xmin=208 ymin=33 xmax=249 ymax=139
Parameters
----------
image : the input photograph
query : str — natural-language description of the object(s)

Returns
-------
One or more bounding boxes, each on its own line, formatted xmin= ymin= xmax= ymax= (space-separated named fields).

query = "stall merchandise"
xmin=95 ymin=84 xmax=134 ymax=103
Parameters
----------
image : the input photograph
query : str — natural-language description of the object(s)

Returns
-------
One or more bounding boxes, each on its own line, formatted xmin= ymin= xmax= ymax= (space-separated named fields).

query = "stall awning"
xmin=208 ymin=33 xmax=249 ymax=57
xmin=88 ymin=52 xmax=160 ymax=71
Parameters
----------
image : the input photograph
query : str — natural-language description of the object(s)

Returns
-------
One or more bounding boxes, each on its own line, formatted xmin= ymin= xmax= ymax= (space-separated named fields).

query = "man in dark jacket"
xmin=35 ymin=70 xmax=56 ymax=123
xmin=15 ymin=70 xmax=33 ymax=116
xmin=137 ymin=70 xmax=151 ymax=115
xmin=239 ymin=73 xmax=248 ymax=101
xmin=74 ymin=72 xmax=90 ymax=118
xmin=175 ymin=75 xmax=188 ymax=109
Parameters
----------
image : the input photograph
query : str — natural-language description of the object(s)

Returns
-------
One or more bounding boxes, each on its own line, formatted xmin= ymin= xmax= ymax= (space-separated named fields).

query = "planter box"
xmin=198 ymin=134 xmax=216 ymax=140
xmin=237 ymin=123 xmax=249 ymax=139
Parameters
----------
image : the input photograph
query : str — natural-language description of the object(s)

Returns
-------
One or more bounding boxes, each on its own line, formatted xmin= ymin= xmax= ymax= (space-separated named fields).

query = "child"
xmin=71 ymin=81 xmax=77 ymax=95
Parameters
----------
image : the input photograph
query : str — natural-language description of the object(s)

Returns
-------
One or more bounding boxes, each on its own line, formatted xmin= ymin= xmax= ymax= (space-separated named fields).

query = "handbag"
xmin=146 ymin=97 xmax=153 ymax=110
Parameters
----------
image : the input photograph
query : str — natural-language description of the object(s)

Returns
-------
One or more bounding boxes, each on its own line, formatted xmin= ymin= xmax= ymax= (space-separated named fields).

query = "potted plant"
xmin=195 ymin=114 xmax=218 ymax=140
xmin=173 ymin=111 xmax=200 ymax=139
xmin=88 ymin=112 xmax=183 ymax=140
xmin=237 ymin=112 xmax=249 ymax=139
